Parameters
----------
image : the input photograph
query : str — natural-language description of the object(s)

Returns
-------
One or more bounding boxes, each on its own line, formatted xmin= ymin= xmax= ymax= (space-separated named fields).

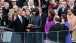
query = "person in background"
xmin=0 ymin=7 xmax=7 ymax=26
xmin=56 ymin=0 xmax=65 ymax=11
xmin=8 ymin=12 xmax=13 ymax=21
xmin=3 ymin=2 xmax=9 ymax=19
xmin=22 ymin=6 xmax=28 ymax=11
xmin=54 ymin=9 xmax=58 ymax=16
xmin=58 ymin=1 xmax=68 ymax=17
xmin=13 ymin=5 xmax=18 ymax=13
xmin=24 ymin=9 xmax=31 ymax=32
xmin=48 ymin=0 xmax=56 ymax=10
xmin=25 ymin=8 xmax=31 ymax=20
xmin=38 ymin=7 xmax=47 ymax=40
xmin=68 ymin=0 xmax=76 ymax=16
xmin=23 ymin=9 xmax=32 ymax=38
xmin=7 ymin=12 xmax=13 ymax=29
xmin=61 ymin=14 xmax=72 ymax=43
xmin=48 ymin=16 xmax=69 ymax=43
xmin=67 ymin=9 xmax=76 ymax=41
xmin=38 ymin=7 xmax=47 ymax=32
xmin=9 ymin=0 xmax=18 ymax=9
xmin=0 ymin=0 xmax=5 ymax=7
xmin=44 ymin=9 xmax=55 ymax=43
xmin=42 ymin=0 xmax=49 ymax=14
xmin=28 ymin=0 xmax=36 ymax=11
xmin=9 ymin=9 xmax=14 ymax=14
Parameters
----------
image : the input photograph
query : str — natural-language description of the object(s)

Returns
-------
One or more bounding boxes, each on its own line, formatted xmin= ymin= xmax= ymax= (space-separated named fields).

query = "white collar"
xmin=29 ymin=5 xmax=35 ymax=9
xmin=70 ymin=5 xmax=74 ymax=7
xmin=70 ymin=5 xmax=74 ymax=9
xmin=29 ymin=5 xmax=35 ymax=11
xmin=55 ymin=22 xmax=60 ymax=24
xmin=0 ymin=13 xmax=2 ymax=15
xmin=18 ymin=15 xmax=21 ymax=18
xmin=39 ymin=13 xmax=42 ymax=16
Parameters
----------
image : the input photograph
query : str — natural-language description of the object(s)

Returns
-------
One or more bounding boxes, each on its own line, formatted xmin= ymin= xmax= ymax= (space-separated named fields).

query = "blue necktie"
xmin=20 ymin=16 xmax=23 ymax=24
xmin=62 ymin=8 xmax=64 ymax=13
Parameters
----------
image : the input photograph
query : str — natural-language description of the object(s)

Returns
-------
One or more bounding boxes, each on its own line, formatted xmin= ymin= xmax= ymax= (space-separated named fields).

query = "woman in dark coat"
xmin=25 ymin=8 xmax=42 ymax=43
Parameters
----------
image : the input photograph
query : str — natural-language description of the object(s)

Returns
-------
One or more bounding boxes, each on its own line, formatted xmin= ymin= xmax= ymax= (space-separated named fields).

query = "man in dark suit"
xmin=3 ymin=2 xmax=9 ymax=20
xmin=0 ymin=7 xmax=7 ymax=26
xmin=68 ymin=0 xmax=76 ymax=16
xmin=38 ymin=7 xmax=47 ymax=40
xmin=23 ymin=0 xmax=43 ymax=7
xmin=38 ymin=7 xmax=47 ymax=32
xmin=9 ymin=0 xmax=19 ymax=9
xmin=12 ymin=8 xmax=28 ymax=32
xmin=58 ymin=1 xmax=68 ymax=17
xmin=48 ymin=16 xmax=69 ymax=43
xmin=8 ymin=8 xmax=28 ymax=43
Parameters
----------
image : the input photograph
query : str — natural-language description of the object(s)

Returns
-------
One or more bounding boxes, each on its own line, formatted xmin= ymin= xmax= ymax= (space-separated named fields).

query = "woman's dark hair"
xmin=32 ymin=8 xmax=39 ymax=16
xmin=67 ymin=8 xmax=74 ymax=14
xmin=48 ymin=9 xmax=55 ymax=18
xmin=61 ymin=14 xmax=68 ymax=22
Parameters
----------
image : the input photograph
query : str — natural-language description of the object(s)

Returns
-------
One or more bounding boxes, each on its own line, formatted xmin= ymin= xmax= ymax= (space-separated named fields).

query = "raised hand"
xmin=14 ymin=14 xmax=17 ymax=21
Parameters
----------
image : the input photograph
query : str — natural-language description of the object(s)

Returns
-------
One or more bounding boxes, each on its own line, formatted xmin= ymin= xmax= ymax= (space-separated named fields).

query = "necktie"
xmin=20 ymin=16 xmax=23 ymax=24
xmin=62 ymin=8 xmax=64 ymax=13
xmin=30 ymin=7 xmax=33 ymax=11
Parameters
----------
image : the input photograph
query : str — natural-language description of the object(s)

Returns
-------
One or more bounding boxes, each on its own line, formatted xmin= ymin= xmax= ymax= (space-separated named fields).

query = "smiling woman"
xmin=25 ymin=8 xmax=42 ymax=43
xmin=67 ymin=9 xmax=76 ymax=41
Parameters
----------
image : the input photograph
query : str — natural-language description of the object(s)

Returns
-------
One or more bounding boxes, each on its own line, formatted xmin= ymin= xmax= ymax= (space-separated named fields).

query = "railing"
xmin=0 ymin=29 xmax=72 ymax=43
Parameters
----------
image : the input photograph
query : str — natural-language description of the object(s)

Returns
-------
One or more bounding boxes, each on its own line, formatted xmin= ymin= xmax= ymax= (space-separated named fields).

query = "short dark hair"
xmin=54 ymin=16 xmax=60 ymax=22
xmin=32 ymin=8 xmax=39 ymax=15
xmin=48 ymin=9 xmax=55 ymax=18
xmin=25 ymin=9 xmax=31 ymax=12
xmin=67 ymin=8 xmax=74 ymax=14
xmin=61 ymin=14 xmax=68 ymax=22
xmin=17 ymin=8 xmax=22 ymax=11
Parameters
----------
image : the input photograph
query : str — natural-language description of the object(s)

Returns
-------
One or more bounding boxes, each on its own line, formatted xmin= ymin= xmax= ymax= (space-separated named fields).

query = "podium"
xmin=0 ymin=27 xmax=22 ymax=43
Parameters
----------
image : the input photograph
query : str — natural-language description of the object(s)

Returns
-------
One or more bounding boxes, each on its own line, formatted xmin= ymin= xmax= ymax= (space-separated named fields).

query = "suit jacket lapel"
xmin=17 ymin=16 xmax=22 ymax=24
xmin=22 ymin=16 xmax=24 ymax=24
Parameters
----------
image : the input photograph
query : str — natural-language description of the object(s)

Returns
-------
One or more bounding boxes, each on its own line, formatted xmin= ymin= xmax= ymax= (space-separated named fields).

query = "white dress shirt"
xmin=70 ymin=5 xmax=74 ymax=9
xmin=18 ymin=15 xmax=23 ymax=23
xmin=55 ymin=22 xmax=60 ymax=24
xmin=29 ymin=5 xmax=35 ymax=11
xmin=39 ymin=13 xmax=42 ymax=16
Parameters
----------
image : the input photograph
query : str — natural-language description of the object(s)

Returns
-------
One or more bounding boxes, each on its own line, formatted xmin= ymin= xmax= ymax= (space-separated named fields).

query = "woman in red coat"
xmin=48 ymin=0 xmax=56 ymax=10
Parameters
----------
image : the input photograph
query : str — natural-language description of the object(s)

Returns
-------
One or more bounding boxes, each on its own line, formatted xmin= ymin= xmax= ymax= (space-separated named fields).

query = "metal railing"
xmin=0 ymin=30 xmax=71 ymax=43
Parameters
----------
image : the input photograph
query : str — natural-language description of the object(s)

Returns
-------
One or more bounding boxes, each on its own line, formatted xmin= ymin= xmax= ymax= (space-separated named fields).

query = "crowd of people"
xmin=0 ymin=0 xmax=76 ymax=43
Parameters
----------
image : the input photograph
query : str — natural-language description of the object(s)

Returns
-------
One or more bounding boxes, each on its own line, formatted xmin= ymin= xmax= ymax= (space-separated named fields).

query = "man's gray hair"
xmin=54 ymin=16 xmax=60 ymax=22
